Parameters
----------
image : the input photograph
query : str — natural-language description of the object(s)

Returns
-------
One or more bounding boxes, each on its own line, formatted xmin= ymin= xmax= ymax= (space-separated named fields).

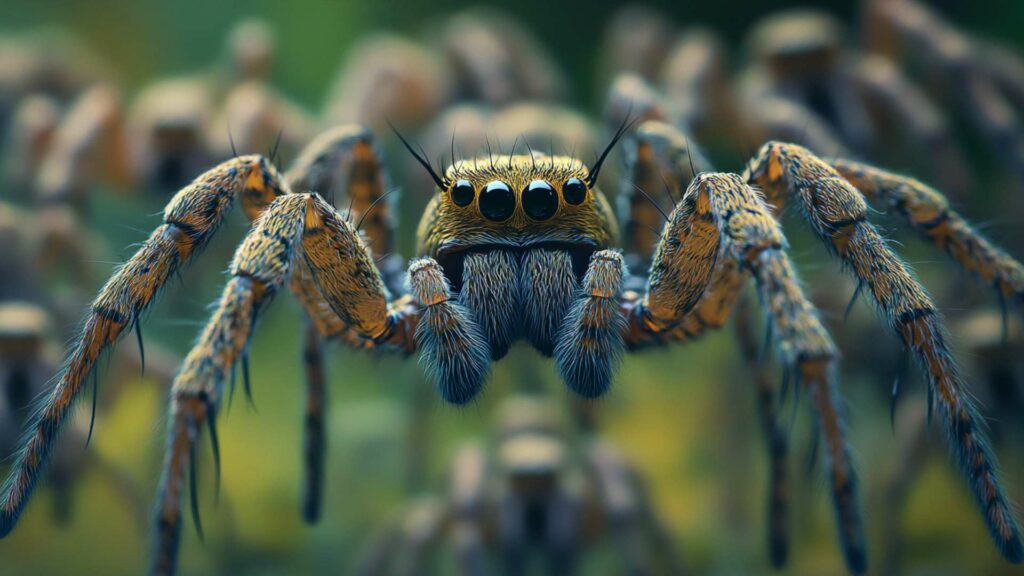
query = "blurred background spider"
xmin=355 ymin=396 xmax=685 ymax=576
xmin=1 ymin=2 xmax=1024 ymax=576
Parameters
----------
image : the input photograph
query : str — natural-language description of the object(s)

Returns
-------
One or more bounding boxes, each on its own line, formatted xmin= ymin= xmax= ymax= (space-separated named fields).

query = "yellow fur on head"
xmin=416 ymin=154 xmax=618 ymax=257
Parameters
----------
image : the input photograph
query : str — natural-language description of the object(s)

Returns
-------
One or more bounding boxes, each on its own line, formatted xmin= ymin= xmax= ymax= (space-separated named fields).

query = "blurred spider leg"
xmin=35 ymin=84 xmax=133 ymax=208
xmin=587 ymin=441 xmax=656 ymax=576
xmin=830 ymin=159 xmax=1024 ymax=306
xmin=383 ymin=499 xmax=449 ymax=576
xmin=554 ymin=250 xmax=628 ymax=398
xmin=734 ymin=295 xmax=790 ymax=568
xmin=662 ymin=28 xmax=738 ymax=144
xmin=0 ymin=154 xmax=286 ymax=538
xmin=620 ymin=121 xmax=712 ymax=267
xmin=300 ymin=320 xmax=326 ymax=524
xmin=982 ymin=42 xmax=1024 ymax=112
xmin=449 ymin=442 xmax=487 ymax=576
xmin=748 ymin=98 xmax=851 ymax=157
xmin=153 ymin=193 xmax=409 ymax=574
xmin=852 ymin=56 xmax=972 ymax=198
xmin=747 ymin=142 xmax=1024 ymax=563
xmin=633 ymin=478 xmax=687 ymax=575
xmin=869 ymin=0 xmax=1024 ymax=185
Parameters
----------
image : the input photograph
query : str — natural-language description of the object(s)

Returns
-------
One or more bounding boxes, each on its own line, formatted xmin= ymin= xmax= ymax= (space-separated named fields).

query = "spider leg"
xmin=624 ymin=172 xmax=866 ymax=572
xmin=300 ymin=320 xmax=326 ymax=524
xmin=661 ymin=28 xmax=734 ymax=142
xmin=587 ymin=439 xmax=684 ymax=576
xmin=152 ymin=193 xmax=415 ymax=573
xmin=408 ymin=258 xmax=491 ymax=404
xmin=554 ymin=250 xmax=628 ymax=398
xmin=868 ymin=0 xmax=1024 ymax=186
xmin=35 ymin=84 xmax=133 ymax=207
xmin=352 ymin=497 xmax=449 ymax=576
xmin=852 ymin=55 xmax=972 ymax=198
xmin=734 ymin=294 xmax=790 ymax=569
xmin=830 ymin=158 xmax=1024 ymax=305
xmin=285 ymin=125 xmax=410 ymax=342
xmin=0 ymin=154 xmax=285 ymax=538
xmin=745 ymin=97 xmax=851 ymax=158
xmin=449 ymin=442 xmax=488 ymax=576
xmin=620 ymin=120 xmax=711 ymax=268
xmin=747 ymin=141 xmax=1024 ymax=563
xmin=621 ymin=123 xmax=790 ymax=564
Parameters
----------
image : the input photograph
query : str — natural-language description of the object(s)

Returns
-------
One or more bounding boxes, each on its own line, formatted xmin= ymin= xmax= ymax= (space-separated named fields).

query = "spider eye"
xmin=522 ymin=180 xmax=558 ymax=220
xmin=563 ymin=177 xmax=587 ymax=205
xmin=451 ymin=179 xmax=475 ymax=207
xmin=479 ymin=181 xmax=515 ymax=222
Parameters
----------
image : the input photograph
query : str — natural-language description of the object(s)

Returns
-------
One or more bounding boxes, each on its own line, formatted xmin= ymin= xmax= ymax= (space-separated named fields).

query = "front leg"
xmin=151 ymin=194 xmax=413 ymax=575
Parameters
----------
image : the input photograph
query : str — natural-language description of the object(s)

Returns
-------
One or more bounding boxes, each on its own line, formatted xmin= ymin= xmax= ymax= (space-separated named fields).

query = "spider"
xmin=0 ymin=102 xmax=1022 ymax=576
xmin=356 ymin=396 xmax=684 ymax=576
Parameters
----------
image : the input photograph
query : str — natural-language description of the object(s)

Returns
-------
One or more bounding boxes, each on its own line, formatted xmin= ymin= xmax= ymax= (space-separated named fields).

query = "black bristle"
xmin=387 ymin=120 xmax=447 ymax=189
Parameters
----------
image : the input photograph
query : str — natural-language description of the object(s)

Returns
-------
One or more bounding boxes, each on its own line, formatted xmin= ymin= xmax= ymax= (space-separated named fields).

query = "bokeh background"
xmin=1 ymin=0 xmax=1023 ymax=574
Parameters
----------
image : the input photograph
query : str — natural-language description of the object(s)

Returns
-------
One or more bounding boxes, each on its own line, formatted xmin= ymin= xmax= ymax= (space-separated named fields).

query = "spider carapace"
xmin=1 ymin=121 xmax=1022 ymax=575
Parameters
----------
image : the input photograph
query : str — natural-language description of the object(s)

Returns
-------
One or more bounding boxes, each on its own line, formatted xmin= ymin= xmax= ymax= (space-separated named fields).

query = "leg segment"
xmin=853 ymin=55 xmax=972 ymax=198
xmin=620 ymin=120 xmax=712 ymax=267
xmin=408 ymin=259 xmax=490 ymax=405
xmin=0 ymin=154 xmax=285 ymax=537
xmin=747 ymin=142 xmax=1024 ymax=563
xmin=301 ymin=320 xmax=327 ymax=524
xmin=554 ymin=250 xmax=628 ymax=398
xmin=831 ymin=158 xmax=1024 ymax=305
xmin=151 ymin=193 xmax=404 ymax=574
xmin=751 ymin=248 xmax=865 ymax=573
xmin=734 ymin=295 xmax=790 ymax=568
xmin=153 ymin=194 xmax=309 ymax=575
xmin=628 ymin=172 xmax=866 ymax=572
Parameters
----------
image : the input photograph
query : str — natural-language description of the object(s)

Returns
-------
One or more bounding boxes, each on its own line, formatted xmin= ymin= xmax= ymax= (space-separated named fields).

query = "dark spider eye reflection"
xmin=480 ymin=181 xmax=515 ymax=221
xmin=523 ymin=180 xmax=558 ymax=220
xmin=451 ymin=179 xmax=475 ymax=206
xmin=563 ymin=177 xmax=587 ymax=205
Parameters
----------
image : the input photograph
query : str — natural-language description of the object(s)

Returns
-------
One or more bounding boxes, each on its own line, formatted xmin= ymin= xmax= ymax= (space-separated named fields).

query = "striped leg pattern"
xmin=746 ymin=141 xmax=1023 ymax=564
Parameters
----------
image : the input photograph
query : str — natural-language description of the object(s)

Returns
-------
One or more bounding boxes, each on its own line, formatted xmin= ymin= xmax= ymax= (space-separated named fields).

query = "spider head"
xmin=416 ymin=153 xmax=618 ymax=276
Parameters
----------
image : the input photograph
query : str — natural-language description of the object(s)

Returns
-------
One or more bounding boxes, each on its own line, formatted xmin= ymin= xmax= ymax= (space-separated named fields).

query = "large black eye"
xmin=522 ymin=180 xmax=558 ymax=220
xmin=563 ymin=177 xmax=587 ymax=205
xmin=451 ymin=179 xmax=475 ymax=207
xmin=479 ymin=181 xmax=515 ymax=221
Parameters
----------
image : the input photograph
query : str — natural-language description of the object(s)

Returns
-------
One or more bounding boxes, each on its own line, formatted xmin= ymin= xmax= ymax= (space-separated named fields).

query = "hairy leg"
xmin=747 ymin=141 xmax=1023 ymax=562
xmin=626 ymin=172 xmax=866 ymax=572
xmin=152 ymin=193 xmax=411 ymax=574
xmin=831 ymin=158 xmax=1024 ymax=305
xmin=734 ymin=295 xmax=790 ymax=568
xmin=0 ymin=154 xmax=285 ymax=537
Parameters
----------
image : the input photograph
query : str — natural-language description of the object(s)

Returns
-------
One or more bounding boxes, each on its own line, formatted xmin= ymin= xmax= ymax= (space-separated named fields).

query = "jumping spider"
xmin=0 ymin=115 xmax=1022 ymax=576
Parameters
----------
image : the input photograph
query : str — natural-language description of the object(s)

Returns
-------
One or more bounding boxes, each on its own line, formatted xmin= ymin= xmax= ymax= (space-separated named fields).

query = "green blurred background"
xmin=2 ymin=0 xmax=1024 ymax=574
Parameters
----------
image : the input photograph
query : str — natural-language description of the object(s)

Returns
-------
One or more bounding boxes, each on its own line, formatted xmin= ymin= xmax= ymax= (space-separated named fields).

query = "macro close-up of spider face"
xmin=2 ymin=2 xmax=1024 ymax=575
